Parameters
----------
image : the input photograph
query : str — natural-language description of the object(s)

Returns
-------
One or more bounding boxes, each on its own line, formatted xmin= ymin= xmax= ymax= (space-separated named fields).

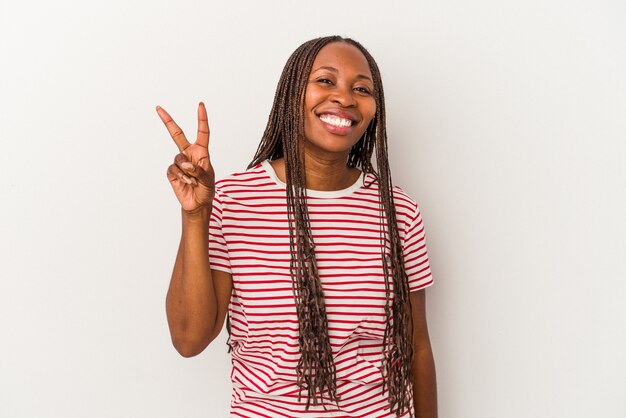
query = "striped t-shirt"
xmin=208 ymin=160 xmax=434 ymax=418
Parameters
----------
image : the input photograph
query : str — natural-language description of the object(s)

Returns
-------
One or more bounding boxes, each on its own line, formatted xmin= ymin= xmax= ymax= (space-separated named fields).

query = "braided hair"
xmin=226 ymin=35 xmax=416 ymax=417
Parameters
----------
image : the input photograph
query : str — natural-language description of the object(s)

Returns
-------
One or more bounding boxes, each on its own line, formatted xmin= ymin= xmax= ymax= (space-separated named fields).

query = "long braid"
xmin=347 ymin=40 xmax=416 ymax=416
xmin=240 ymin=36 xmax=415 ymax=416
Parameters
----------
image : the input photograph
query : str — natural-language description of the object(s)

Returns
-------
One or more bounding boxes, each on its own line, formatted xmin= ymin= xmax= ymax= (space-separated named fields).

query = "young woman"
xmin=157 ymin=35 xmax=437 ymax=418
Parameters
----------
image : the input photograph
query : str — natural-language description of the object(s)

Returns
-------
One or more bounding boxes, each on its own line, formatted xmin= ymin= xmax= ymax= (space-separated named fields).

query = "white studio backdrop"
xmin=1 ymin=0 xmax=625 ymax=417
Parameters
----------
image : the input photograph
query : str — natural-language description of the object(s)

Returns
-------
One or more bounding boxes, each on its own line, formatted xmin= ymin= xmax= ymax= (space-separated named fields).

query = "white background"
xmin=1 ymin=0 xmax=625 ymax=417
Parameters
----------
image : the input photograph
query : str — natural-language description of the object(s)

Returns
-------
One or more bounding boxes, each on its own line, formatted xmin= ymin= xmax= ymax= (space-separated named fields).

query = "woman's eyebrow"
xmin=311 ymin=66 xmax=373 ymax=82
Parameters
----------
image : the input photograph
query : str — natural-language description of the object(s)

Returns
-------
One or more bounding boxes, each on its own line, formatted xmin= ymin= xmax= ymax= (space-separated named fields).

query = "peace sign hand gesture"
xmin=157 ymin=102 xmax=215 ymax=214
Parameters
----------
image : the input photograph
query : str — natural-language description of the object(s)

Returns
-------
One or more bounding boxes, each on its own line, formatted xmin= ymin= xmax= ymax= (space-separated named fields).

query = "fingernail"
xmin=181 ymin=162 xmax=194 ymax=171
xmin=182 ymin=175 xmax=192 ymax=184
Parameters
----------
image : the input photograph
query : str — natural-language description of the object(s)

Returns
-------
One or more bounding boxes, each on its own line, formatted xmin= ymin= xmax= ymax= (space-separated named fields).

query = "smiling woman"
xmin=157 ymin=35 xmax=437 ymax=418
xmin=303 ymin=42 xmax=377 ymax=156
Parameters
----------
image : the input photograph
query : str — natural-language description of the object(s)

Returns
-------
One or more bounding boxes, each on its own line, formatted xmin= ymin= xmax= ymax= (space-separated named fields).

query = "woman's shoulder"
xmin=392 ymin=183 xmax=419 ymax=208
xmin=213 ymin=160 xmax=280 ymax=198
xmin=214 ymin=162 xmax=261 ymax=187
xmin=361 ymin=174 xmax=420 ymax=213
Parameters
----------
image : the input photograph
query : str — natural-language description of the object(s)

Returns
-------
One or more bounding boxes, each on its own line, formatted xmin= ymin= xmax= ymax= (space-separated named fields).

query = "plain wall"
xmin=1 ymin=0 xmax=624 ymax=417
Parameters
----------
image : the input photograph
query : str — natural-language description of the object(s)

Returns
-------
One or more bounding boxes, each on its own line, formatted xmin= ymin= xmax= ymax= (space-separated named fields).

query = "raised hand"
xmin=156 ymin=102 xmax=215 ymax=214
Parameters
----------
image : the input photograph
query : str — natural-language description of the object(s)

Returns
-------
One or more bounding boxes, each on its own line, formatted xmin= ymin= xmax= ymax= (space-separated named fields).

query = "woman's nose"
xmin=330 ymin=85 xmax=356 ymax=107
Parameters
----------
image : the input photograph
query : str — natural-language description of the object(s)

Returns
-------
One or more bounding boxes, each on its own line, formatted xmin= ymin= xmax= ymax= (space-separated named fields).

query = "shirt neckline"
xmin=260 ymin=159 xmax=365 ymax=199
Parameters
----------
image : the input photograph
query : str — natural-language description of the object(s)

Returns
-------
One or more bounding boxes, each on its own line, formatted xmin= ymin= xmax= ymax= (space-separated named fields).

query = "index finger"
xmin=156 ymin=105 xmax=191 ymax=152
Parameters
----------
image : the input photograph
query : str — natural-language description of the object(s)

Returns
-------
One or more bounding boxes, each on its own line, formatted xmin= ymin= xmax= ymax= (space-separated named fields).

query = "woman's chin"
xmin=303 ymin=134 xmax=362 ymax=157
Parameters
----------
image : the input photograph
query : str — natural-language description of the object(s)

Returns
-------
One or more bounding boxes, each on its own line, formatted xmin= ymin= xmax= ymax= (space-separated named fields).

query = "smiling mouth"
xmin=318 ymin=114 xmax=356 ymax=127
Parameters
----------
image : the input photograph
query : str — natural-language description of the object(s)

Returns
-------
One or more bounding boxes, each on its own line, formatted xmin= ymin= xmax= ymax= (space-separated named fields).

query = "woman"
xmin=157 ymin=35 xmax=437 ymax=418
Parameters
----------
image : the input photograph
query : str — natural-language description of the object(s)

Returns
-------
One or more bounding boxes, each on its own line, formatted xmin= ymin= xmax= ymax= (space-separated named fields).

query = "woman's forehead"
xmin=311 ymin=42 xmax=372 ymax=78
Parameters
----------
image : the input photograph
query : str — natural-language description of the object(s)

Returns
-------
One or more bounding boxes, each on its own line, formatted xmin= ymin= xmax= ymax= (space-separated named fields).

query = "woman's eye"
xmin=355 ymin=87 xmax=372 ymax=94
xmin=317 ymin=78 xmax=333 ymax=85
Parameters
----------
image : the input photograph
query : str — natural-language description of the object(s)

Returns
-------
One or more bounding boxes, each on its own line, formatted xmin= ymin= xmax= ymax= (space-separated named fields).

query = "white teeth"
xmin=319 ymin=114 xmax=353 ymax=127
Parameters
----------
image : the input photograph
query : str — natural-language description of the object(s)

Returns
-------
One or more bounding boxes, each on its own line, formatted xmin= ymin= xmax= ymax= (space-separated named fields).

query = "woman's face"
xmin=303 ymin=42 xmax=377 ymax=158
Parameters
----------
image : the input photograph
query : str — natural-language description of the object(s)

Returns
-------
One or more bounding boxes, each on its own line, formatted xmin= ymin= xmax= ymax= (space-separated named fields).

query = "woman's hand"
xmin=156 ymin=102 xmax=215 ymax=214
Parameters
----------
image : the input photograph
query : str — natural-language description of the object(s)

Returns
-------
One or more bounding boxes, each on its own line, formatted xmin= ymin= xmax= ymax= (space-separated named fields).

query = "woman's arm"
xmin=157 ymin=103 xmax=233 ymax=357
xmin=410 ymin=289 xmax=438 ymax=417
xmin=166 ymin=207 xmax=233 ymax=357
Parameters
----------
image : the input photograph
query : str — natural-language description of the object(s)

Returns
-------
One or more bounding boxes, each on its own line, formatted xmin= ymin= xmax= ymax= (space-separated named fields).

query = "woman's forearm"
xmin=166 ymin=206 xmax=217 ymax=357
xmin=412 ymin=344 xmax=438 ymax=418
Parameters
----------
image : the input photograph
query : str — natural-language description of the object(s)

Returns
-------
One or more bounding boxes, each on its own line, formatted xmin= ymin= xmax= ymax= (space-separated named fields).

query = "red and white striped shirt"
xmin=208 ymin=160 xmax=434 ymax=417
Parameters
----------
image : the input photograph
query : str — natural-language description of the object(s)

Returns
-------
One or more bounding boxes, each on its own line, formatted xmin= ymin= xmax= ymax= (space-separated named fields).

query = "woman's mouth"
xmin=319 ymin=114 xmax=354 ymax=127
xmin=318 ymin=113 xmax=355 ymax=135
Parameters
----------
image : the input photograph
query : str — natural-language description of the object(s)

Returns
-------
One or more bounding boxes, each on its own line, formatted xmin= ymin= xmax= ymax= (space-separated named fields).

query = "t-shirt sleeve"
xmin=403 ymin=202 xmax=434 ymax=292
xmin=208 ymin=188 xmax=231 ymax=274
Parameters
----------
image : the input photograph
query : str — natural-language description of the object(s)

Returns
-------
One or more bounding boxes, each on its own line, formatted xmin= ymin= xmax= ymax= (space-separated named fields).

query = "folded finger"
xmin=173 ymin=159 xmax=212 ymax=187
xmin=167 ymin=164 xmax=196 ymax=185
xmin=174 ymin=152 xmax=191 ymax=166
xmin=187 ymin=164 xmax=214 ymax=188
xmin=174 ymin=154 xmax=201 ymax=185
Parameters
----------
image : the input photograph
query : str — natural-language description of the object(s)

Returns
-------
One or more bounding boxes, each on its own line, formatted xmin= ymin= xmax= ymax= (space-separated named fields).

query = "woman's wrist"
xmin=181 ymin=205 xmax=212 ymax=223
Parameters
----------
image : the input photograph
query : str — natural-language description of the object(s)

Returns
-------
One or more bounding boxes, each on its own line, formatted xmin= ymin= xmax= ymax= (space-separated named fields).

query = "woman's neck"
xmin=269 ymin=154 xmax=361 ymax=192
